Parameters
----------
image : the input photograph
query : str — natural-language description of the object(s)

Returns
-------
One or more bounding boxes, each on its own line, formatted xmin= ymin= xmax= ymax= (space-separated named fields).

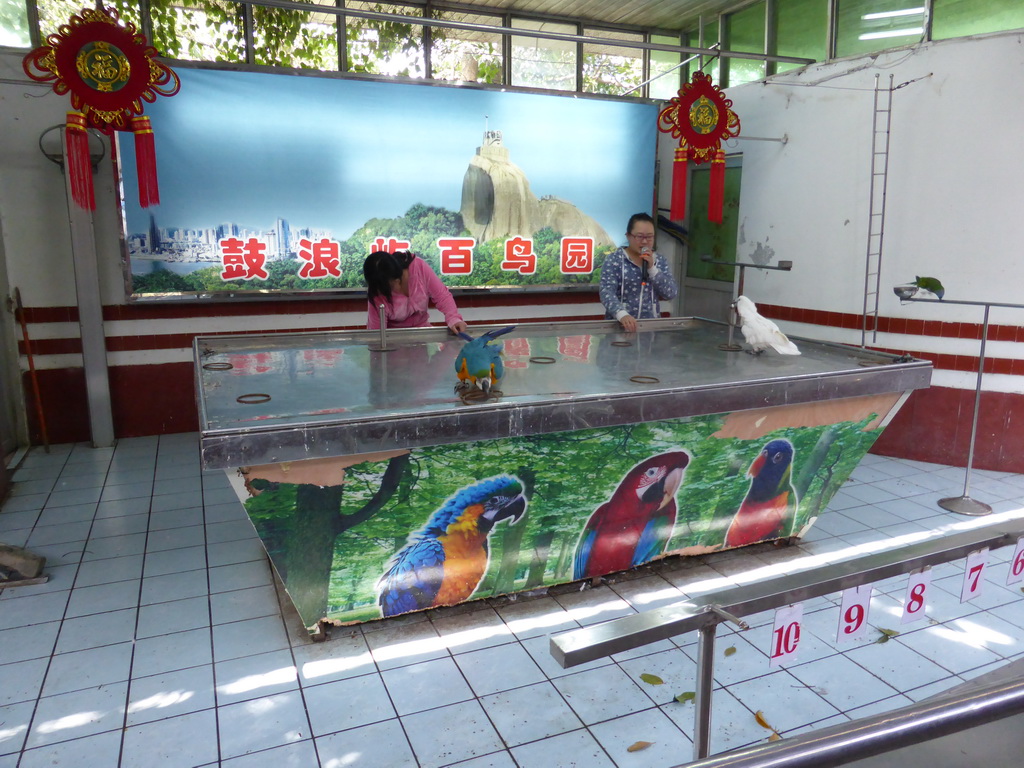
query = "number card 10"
xmin=769 ymin=604 xmax=804 ymax=667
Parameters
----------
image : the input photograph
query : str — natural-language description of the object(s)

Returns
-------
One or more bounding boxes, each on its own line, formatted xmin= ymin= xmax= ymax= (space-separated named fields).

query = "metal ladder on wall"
xmin=862 ymin=74 xmax=894 ymax=347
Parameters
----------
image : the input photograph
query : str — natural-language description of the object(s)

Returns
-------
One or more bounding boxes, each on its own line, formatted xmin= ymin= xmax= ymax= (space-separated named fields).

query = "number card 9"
xmin=838 ymin=584 xmax=872 ymax=643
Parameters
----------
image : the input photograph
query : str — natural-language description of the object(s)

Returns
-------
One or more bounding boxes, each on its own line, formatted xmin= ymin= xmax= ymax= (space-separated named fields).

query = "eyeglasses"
xmin=628 ymin=232 xmax=655 ymax=241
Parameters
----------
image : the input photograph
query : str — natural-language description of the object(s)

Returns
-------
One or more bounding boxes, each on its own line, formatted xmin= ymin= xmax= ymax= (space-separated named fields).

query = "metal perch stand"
xmin=699 ymin=255 xmax=793 ymax=351
xmin=897 ymin=292 xmax=1024 ymax=517
xmin=368 ymin=304 xmax=395 ymax=352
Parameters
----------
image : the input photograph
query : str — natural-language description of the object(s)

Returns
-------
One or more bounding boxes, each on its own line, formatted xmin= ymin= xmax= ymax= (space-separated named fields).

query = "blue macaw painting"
xmin=378 ymin=475 xmax=526 ymax=617
xmin=240 ymin=395 xmax=897 ymax=629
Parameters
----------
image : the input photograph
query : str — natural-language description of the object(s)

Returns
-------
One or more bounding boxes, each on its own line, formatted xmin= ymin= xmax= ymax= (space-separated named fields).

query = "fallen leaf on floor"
xmin=640 ymin=673 xmax=664 ymax=685
xmin=876 ymin=627 xmax=901 ymax=643
xmin=675 ymin=691 xmax=696 ymax=704
xmin=724 ymin=646 xmax=737 ymax=657
xmin=627 ymin=741 xmax=654 ymax=753
xmin=754 ymin=710 xmax=782 ymax=740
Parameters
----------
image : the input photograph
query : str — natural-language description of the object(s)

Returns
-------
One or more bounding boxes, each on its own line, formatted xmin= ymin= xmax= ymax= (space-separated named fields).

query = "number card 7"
xmin=960 ymin=548 xmax=988 ymax=603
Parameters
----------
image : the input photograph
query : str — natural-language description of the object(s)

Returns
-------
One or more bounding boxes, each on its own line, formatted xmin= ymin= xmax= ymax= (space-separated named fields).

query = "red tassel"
xmin=708 ymin=150 xmax=726 ymax=224
xmin=65 ymin=112 xmax=95 ymax=211
xmin=670 ymin=147 xmax=688 ymax=220
xmin=130 ymin=116 xmax=159 ymax=208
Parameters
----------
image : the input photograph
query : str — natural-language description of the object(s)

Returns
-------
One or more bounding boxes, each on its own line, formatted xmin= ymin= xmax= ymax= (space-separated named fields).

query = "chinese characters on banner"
xmin=219 ymin=235 xmax=597 ymax=281
xmin=219 ymin=237 xmax=269 ymax=281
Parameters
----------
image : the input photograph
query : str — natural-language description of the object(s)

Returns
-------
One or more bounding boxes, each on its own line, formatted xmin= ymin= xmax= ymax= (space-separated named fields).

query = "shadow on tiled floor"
xmin=1 ymin=437 xmax=1023 ymax=767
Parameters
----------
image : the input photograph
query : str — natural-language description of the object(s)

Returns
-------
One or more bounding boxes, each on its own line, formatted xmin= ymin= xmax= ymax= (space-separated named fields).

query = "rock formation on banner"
xmin=460 ymin=130 xmax=613 ymax=247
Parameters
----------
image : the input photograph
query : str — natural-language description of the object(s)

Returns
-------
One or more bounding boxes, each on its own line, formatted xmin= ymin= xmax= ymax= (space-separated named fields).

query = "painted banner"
xmin=235 ymin=400 xmax=891 ymax=629
xmin=116 ymin=68 xmax=657 ymax=298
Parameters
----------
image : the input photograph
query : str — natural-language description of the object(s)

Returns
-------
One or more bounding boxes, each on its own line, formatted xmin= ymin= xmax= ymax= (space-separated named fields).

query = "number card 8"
xmin=902 ymin=568 xmax=931 ymax=625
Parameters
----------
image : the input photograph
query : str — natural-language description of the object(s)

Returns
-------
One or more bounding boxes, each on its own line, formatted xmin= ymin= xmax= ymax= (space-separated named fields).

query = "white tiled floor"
xmin=2 ymin=435 xmax=1023 ymax=767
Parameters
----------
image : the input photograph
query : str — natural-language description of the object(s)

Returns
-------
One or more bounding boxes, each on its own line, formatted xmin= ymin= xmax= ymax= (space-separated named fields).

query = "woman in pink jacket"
xmin=363 ymin=250 xmax=467 ymax=334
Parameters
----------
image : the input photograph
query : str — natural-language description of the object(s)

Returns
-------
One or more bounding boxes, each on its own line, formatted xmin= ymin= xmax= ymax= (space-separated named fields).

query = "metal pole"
xmin=693 ymin=623 xmax=718 ymax=761
xmin=369 ymin=304 xmax=394 ymax=352
xmin=61 ymin=133 xmax=115 ymax=448
xmin=620 ymin=45 xmax=719 ymax=96
xmin=899 ymin=296 xmax=1005 ymax=517
xmin=724 ymin=264 xmax=746 ymax=350
xmin=938 ymin=303 xmax=992 ymax=516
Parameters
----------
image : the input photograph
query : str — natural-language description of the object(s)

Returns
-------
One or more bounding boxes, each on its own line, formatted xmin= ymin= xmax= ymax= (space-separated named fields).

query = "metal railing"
xmin=550 ymin=516 xmax=1024 ymax=763
xmin=679 ymin=668 xmax=1024 ymax=767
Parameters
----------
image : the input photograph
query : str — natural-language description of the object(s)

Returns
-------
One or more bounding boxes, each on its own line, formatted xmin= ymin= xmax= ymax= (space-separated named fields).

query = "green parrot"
xmin=913 ymin=276 xmax=944 ymax=299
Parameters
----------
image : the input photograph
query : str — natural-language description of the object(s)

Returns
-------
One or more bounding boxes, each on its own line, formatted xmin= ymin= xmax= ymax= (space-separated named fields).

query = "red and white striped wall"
xmin=758 ymin=303 xmax=1024 ymax=474
xmin=18 ymin=297 xmax=1024 ymax=473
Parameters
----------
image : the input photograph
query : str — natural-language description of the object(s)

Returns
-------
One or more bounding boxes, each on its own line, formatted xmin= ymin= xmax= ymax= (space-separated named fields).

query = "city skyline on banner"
xmin=117 ymin=67 xmax=657 ymax=294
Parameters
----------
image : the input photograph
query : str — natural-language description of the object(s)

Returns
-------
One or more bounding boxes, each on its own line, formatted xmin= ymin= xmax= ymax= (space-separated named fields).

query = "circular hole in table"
xmin=236 ymin=393 xmax=272 ymax=404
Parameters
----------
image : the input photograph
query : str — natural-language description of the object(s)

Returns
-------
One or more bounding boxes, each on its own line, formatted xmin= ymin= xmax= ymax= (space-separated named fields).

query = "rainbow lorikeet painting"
xmin=723 ymin=439 xmax=798 ymax=548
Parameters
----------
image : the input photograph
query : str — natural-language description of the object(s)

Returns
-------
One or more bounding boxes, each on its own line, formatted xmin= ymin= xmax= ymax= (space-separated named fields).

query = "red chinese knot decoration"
xmin=657 ymin=71 xmax=740 ymax=224
xmin=23 ymin=6 xmax=180 ymax=210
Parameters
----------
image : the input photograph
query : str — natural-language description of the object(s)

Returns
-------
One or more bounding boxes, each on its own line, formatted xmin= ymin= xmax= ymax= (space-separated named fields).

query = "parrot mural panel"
xmin=455 ymin=326 xmax=516 ymax=396
xmin=573 ymin=451 xmax=691 ymax=580
xmin=723 ymin=438 xmax=798 ymax=548
xmin=377 ymin=474 xmax=527 ymax=617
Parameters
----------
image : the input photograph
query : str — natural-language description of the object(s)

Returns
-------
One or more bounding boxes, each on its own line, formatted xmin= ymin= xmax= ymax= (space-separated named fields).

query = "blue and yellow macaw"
xmin=378 ymin=475 xmax=527 ymax=617
xmin=573 ymin=451 xmax=690 ymax=581
xmin=723 ymin=439 xmax=798 ymax=548
xmin=455 ymin=326 xmax=516 ymax=395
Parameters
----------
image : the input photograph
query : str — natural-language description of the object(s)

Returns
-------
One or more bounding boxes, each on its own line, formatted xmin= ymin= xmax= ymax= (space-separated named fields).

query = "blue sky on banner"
xmin=119 ymin=67 xmax=657 ymax=243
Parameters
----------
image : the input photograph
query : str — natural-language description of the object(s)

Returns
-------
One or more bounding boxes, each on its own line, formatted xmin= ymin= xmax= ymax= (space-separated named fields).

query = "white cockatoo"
xmin=733 ymin=295 xmax=801 ymax=355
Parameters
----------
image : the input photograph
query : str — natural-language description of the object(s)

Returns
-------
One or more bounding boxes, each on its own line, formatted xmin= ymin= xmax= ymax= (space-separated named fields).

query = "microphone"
xmin=640 ymin=246 xmax=651 ymax=282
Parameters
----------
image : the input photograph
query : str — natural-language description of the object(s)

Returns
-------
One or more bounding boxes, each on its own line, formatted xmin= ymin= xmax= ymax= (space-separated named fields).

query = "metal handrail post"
xmin=693 ymin=622 xmax=718 ymax=760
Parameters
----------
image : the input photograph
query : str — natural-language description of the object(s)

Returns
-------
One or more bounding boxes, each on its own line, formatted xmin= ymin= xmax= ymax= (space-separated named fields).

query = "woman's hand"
xmin=639 ymin=247 xmax=656 ymax=269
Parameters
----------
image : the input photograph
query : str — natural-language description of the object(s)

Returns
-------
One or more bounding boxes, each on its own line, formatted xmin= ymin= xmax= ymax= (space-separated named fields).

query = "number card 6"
xmin=1007 ymin=537 xmax=1024 ymax=586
